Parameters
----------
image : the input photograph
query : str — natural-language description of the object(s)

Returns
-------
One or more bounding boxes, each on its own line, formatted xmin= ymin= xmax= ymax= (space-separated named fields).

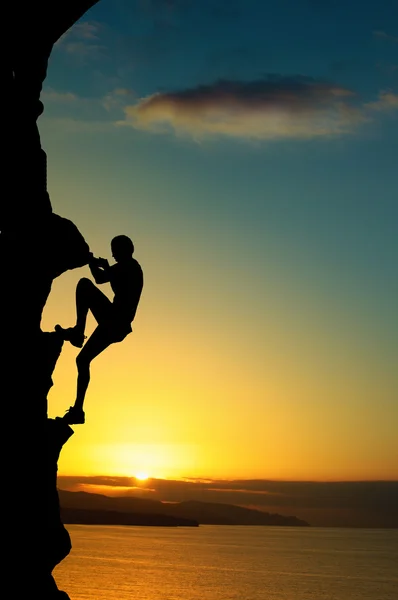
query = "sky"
xmin=42 ymin=0 xmax=398 ymax=484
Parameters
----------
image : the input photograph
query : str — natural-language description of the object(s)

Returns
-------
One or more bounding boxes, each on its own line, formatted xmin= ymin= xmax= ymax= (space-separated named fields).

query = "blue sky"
xmin=42 ymin=0 xmax=398 ymax=480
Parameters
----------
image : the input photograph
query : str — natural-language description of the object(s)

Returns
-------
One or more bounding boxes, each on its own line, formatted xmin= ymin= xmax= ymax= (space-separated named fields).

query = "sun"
xmin=135 ymin=472 xmax=149 ymax=481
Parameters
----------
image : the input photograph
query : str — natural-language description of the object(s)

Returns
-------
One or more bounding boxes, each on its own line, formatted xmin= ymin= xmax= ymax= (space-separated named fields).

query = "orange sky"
xmin=41 ymin=2 xmax=398 ymax=482
xmin=43 ymin=201 xmax=398 ymax=481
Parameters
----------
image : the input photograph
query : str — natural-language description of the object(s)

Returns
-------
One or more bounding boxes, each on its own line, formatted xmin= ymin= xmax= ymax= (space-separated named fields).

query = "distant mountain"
xmin=62 ymin=507 xmax=198 ymax=527
xmin=153 ymin=499 xmax=309 ymax=526
xmin=59 ymin=490 xmax=309 ymax=526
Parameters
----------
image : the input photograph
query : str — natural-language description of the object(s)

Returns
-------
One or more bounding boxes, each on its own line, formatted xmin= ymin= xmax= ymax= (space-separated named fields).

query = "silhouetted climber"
xmin=55 ymin=235 xmax=143 ymax=424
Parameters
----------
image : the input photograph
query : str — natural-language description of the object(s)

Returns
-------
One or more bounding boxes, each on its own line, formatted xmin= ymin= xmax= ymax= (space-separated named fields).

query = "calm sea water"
xmin=54 ymin=525 xmax=398 ymax=600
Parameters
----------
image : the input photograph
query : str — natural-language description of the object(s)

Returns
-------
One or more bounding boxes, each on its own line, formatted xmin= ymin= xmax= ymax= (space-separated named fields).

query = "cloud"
xmin=119 ymin=76 xmax=370 ymax=140
xmin=56 ymin=20 xmax=101 ymax=44
xmin=55 ymin=20 xmax=105 ymax=62
xmin=40 ymin=117 xmax=114 ymax=134
xmin=365 ymin=90 xmax=398 ymax=111
xmin=373 ymin=30 xmax=398 ymax=43
xmin=40 ymin=88 xmax=117 ymax=132
xmin=40 ymin=87 xmax=131 ymax=129
xmin=41 ymin=89 xmax=79 ymax=104
xmin=41 ymin=79 xmax=398 ymax=143
xmin=41 ymin=88 xmax=107 ymax=119
xmin=62 ymin=41 xmax=105 ymax=60
xmin=70 ymin=21 xmax=101 ymax=40
xmin=102 ymin=88 xmax=137 ymax=112
xmin=40 ymin=78 xmax=398 ymax=143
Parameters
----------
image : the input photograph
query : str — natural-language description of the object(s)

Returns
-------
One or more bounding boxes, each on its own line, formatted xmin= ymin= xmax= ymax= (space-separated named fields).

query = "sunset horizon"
xmin=57 ymin=474 xmax=398 ymax=529
xmin=43 ymin=0 xmax=397 ymax=491
xmin=41 ymin=0 xmax=396 ymax=523
xmin=5 ymin=0 xmax=397 ymax=598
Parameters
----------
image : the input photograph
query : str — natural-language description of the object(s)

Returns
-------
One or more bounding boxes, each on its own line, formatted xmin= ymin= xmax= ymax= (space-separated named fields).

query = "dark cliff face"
xmin=2 ymin=213 xmax=91 ymax=332
xmin=2 ymin=211 xmax=90 ymax=597
xmin=2 ymin=2 xmax=100 ymax=597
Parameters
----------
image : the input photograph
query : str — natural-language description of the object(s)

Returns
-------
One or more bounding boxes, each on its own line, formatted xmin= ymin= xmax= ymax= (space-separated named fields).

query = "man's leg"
xmin=56 ymin=277 xmax=112 ymax=347
xmin=75 ymin=277 xmax=112 ymax=334
xmin=64 ymin=327 xmax=114 ymax=424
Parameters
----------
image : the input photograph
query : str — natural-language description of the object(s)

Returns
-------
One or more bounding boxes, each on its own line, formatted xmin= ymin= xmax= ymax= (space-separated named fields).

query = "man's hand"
xmin=89 ymin=255 xmax=109 ymax=269
xmin=96 ymin=257 xmax=109 ymax=269
xmin=88 ymin=255 xmax=110 ymax=284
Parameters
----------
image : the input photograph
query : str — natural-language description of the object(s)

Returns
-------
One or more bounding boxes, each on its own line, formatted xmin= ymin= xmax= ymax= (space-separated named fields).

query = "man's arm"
xmin=89 ymin=256 xmax=110 ymax=284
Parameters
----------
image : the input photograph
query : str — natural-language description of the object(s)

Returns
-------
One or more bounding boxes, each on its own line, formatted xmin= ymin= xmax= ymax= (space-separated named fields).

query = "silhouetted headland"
xmin=59 ymin=490 xmax=310 ymax=527
xmin=63 ymin=507 xmax=199 ymax=527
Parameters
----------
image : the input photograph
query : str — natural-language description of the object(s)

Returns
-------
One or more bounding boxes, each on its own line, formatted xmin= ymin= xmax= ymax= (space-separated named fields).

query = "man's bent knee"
xmin=77 ymin=277 xmax=94 ymax=290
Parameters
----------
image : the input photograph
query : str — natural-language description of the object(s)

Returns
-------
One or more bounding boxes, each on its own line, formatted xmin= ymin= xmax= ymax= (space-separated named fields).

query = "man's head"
xmin=111 ymin=235 xmax=134 ymax=262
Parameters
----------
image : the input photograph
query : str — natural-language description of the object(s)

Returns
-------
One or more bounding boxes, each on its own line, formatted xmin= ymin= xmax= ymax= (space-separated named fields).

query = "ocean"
xmin=54 ymin=525 xmax=398 ymax=599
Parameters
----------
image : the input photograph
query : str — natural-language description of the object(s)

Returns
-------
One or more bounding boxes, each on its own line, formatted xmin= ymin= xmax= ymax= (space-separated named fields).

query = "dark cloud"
xmin=56 ymin=20 xmax=107 ymax=63
xmin=118 ymin=75 xmax=398 ymax=140
xmin=158 ymin=75 xmax=350 ymax=105
xmin=121 ymin=75 xmax=366 ymax=139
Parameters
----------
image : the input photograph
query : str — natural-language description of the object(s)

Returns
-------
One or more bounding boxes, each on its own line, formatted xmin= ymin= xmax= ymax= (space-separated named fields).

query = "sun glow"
xmin=60 ymin=442 xmax=200 ymax=480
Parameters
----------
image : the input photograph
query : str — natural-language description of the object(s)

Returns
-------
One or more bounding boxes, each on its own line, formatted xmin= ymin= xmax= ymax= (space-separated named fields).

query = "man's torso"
xmin=109 ymin=259 xmax=143 ymax=323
